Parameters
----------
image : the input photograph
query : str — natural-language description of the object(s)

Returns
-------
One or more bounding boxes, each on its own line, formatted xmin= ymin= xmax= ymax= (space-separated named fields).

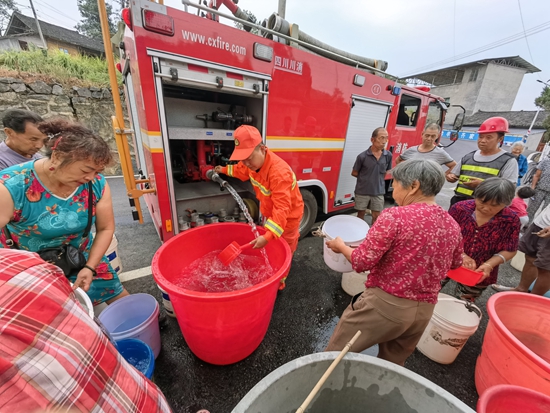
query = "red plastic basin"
xmin=151 ymin=223 xmax=291 ymax=365
xmin=475 ymin=292 xmax=550 ymax=396
xmin=477 ymin=384 xmax=550 ymax=412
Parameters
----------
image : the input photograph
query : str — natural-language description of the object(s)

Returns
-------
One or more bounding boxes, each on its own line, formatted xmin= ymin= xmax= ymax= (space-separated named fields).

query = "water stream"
xmin=225 ymin=184 xmax=271 ymax=268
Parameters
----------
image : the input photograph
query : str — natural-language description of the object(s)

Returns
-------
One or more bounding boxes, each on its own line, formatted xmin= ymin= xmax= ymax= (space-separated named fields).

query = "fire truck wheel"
xmin=299 ymin=189 xmax=318 ymax=239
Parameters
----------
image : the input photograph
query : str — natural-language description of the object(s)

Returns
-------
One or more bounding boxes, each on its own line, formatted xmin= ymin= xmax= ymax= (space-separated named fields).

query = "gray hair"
xmin=424 ymin=123 xmax=441 ymax=133
xmin=474 ymin=177 xmax=515 ymax=206
xmin=511 ymin=141 xmax=525 ymax=150
xmin=391 ymin=159 xmax=445 ymax=197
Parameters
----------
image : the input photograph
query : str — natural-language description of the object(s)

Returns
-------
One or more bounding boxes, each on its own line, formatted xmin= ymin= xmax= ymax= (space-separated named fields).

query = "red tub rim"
xmin=151 ymin=223 xmax=292 ymax=299
xmin=477 ymin=384 xmax=550 ymax=410
xmin=487 ymin=292 xmax=550 ymax=373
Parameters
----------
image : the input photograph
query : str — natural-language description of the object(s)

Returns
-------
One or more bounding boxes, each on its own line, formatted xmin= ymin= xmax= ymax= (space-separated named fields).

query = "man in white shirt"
xmin=396 ymin=123 xmax=456 ymax=175
xmin=492 ymin=203 xmax=550 ymax=295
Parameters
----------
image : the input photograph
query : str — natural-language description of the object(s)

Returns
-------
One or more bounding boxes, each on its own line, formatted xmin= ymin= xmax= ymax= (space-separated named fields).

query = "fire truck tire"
xmin=299 ymin=189 xmax=318 ymax=239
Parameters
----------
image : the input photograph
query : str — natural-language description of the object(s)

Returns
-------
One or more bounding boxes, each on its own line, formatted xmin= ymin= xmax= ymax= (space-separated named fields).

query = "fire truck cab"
xmin=115 ymin=0 xmax=450 ymax=243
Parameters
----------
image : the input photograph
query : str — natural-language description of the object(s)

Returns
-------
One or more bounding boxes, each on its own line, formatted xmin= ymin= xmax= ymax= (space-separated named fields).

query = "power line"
xmin=33 ymin=0 xmax=80 ymax=24
xmin=516 ymin=0 xmax=541 ymax=81
xmin=401 ymin=20 xmax=550 ymax=76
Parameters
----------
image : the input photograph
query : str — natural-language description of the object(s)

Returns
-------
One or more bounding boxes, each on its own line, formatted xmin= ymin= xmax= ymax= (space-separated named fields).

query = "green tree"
xmin=535 ymin=84 xmax=550 ymax=131
xmin=76 ymin=0 xmax=116 ymax=40
xmin=0 ymin=0 xmax=19 ymax=35
xmin=234 ymin=9 xmax=259 ymax=35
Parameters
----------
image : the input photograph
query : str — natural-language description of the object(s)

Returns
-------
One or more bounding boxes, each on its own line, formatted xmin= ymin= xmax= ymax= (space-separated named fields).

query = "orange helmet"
xmin=477 ymin=117 xmax=509 ymax=134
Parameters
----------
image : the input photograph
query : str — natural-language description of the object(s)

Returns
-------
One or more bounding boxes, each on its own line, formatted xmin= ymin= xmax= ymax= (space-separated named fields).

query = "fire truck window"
xmin=427 ymin=102 xmax=443 ymax=127
xmin=396 ymin=94 xmax=421 ymax=127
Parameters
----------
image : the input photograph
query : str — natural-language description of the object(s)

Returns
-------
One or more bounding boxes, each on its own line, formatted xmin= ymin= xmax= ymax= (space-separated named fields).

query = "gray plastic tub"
xmin=232 ymin=352 xmax=475 ymax=413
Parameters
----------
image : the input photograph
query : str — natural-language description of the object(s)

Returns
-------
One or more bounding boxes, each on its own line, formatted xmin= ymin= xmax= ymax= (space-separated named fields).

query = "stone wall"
xmin=0 ymin=77 xmax=132 ymax=175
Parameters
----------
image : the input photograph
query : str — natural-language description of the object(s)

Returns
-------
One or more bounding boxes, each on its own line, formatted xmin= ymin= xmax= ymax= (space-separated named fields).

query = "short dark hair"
xmin=517 ymin=186 xmax=536 ymax=199
xmin=474 ymin=177 xmax=515 ymax=206
xmin=2 ymin=109 xmax=43 ymax=133
xmin=371 ymin=127 xmax=386 ymax=139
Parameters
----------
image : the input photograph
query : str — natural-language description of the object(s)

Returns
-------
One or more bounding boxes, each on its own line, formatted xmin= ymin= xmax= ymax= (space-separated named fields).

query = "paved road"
xmin=109 ymin=138 xmax=524 ymax=412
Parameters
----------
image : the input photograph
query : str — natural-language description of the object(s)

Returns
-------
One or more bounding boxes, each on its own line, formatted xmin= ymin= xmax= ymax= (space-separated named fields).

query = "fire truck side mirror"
xmin=450 ymin=131 xmax=459 ymax=142
xmin=453 ymin=113 xmax=465 ymax=131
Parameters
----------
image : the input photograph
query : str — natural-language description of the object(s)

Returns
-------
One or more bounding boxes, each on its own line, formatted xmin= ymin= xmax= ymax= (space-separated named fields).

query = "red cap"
xmin=230 ymin=125 xmax=263 ymax=161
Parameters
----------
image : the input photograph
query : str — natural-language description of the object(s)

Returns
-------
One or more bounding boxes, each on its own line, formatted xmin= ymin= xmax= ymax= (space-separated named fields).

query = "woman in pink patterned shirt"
xmin=325 ymin=159 xmax=463 ymax=366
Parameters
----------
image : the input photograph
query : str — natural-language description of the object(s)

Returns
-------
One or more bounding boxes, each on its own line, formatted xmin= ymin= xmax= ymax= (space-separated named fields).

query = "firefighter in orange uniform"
xmin=214 ymin=125 xmax=304 ymax=290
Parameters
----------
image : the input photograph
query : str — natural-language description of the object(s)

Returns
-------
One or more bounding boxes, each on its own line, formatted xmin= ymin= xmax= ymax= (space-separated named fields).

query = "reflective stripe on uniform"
xmin=250 ymin=177 xmax=272 ymax=196
xmin=265 ymin=219 xmax=284 ymax=237
xmin=461 ymin=164 xmax=500 ymax=176
xmin=456 ymin=186 xmax=474 ymax=196
xmin=227 ymin=164 xmax=234 ymax=177
xmin=291 ymin=173 xmax=297 ymax=190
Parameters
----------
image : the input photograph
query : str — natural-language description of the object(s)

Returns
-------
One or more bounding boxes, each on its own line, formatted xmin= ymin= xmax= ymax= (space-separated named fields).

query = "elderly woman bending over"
xmin=325 ymin=159 xmax=463 ymax=366
xmin=448 ymin=177 xmax=520 ymax=301
xmin=0 ymin=119 xmax=129 ymax=305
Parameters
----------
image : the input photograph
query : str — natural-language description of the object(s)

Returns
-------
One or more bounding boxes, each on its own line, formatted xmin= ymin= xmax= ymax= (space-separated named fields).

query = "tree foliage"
xmin=76 ymin=0 xmax=116 ymax=40
xmin=0 ymin=0 xmax=19 ymax=36
xmin=234 ymin=9 xmax=260 ymax=35
xmin=535 ymin=84 xmax=550 ymax=131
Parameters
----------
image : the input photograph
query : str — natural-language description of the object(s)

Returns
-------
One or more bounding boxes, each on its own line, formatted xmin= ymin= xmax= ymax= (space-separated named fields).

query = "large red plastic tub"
xmin=475 ymin=292 xmax=550 ymax=396
xmin=151 ymin=223 xmax=291 ymax=365
xmin=477 ymin=384 xmax=550 ymax=412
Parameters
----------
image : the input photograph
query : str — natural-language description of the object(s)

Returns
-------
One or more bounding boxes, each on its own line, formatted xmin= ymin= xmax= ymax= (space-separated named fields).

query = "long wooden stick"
xmin=296 ymin=330 xmax=362 ymax=413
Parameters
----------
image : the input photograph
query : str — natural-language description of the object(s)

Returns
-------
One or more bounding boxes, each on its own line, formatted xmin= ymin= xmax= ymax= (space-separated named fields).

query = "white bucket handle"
xmin=438 ymin=297 xmax=482 ymax=319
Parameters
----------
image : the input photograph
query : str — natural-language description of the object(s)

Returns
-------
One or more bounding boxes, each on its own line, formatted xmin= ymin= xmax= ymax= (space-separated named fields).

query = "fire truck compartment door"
xmin=153 ymin=52 xmax=270 ymax=98
xmin=334 ymin=98 xmax=390 ymax=206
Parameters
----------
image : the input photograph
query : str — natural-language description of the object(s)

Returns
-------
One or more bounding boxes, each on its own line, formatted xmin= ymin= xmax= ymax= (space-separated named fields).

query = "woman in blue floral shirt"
xmin=0 ymin=119 xmax=129 ymax=305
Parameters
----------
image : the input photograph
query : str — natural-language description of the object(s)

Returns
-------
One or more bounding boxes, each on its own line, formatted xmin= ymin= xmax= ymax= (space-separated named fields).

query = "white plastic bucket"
xmin=106 ymin=234 xmax=123 ymax=274
xmin=74 ymin=287 xmax=94 ymax=318
xmin=417 ymin=298 xmax=482 ymax=364
xmin=157 ymin=284 xmax=176 ymax=318
xmin=98 ymin=293 xmax=161 ymax=358
xmin=341 ymin=271 xmax=369 ymax=296
xmin=322 ymin=215 xmax=369 ymax=272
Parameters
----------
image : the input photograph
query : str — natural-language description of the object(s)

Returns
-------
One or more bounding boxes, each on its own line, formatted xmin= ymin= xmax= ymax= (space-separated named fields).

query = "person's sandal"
xmin=491 ymin=284 xmax=515 ymax=292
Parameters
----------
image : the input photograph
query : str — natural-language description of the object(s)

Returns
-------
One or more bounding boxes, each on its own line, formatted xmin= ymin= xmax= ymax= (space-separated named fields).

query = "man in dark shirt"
xmin=352 ymin=127 xmax=393 ymax=223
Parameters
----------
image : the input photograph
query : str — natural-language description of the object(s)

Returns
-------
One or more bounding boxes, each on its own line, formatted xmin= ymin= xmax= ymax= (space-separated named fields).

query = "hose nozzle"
xmin=206 ymin=169 xmax=228 ymax=188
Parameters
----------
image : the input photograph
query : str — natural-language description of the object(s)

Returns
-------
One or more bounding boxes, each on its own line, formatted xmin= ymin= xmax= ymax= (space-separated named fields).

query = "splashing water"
xmin=177 ymin=250 xmax=274 ymax=292
xmin=225 ymin=184 xmax=271 ymax=267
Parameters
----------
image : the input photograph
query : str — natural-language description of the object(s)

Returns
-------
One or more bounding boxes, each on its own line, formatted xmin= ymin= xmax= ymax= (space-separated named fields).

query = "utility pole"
xmin=29 ymin=0 xmax=47 ymax=50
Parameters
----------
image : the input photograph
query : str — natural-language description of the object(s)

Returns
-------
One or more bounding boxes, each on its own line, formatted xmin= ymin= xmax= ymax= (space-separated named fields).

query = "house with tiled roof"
xmin=0 ymin=12 xmax=104 ymax=57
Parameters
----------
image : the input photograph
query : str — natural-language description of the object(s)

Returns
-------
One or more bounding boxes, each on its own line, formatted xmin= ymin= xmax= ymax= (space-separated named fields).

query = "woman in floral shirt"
xmin=448 ymin=177 xmax=520 ymax=300
xmin=325 ymin=159 xmax=463 ymax=366
xmin=0 ymin=118 xmax=129 ymax=306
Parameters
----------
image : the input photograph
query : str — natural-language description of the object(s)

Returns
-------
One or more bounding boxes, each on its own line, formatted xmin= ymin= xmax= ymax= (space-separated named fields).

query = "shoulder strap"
xmin=3 ymin=225 xmax=19 ymax=249
xmin=82 ymin=181 xmax=93 ymax=239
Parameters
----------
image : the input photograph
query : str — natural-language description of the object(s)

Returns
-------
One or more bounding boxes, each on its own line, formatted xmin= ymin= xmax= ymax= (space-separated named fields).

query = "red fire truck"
xmin=100 ymin=0 xmax=457 ymax=242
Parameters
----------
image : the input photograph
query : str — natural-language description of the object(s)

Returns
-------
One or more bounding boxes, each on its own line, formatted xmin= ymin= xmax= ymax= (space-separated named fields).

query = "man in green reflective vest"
xmin=446 ymin=117 xmax=518 ymax=207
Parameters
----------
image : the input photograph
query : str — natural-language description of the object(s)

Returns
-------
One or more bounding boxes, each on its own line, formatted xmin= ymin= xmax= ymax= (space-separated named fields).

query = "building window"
xmin=59 ymin=48 xmax=69 ymax=54
xmin=19 ymin=41 xmax=28 ymax=50
xmin=396 ymin=94 xmax=421 ymax=127
xmin=469 ymin=68 xmax=479 ymax=82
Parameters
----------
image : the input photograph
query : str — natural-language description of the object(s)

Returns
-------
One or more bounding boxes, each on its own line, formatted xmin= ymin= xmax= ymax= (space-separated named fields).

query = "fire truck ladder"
xmin=98 ymin=0 xmax=156 ymax=224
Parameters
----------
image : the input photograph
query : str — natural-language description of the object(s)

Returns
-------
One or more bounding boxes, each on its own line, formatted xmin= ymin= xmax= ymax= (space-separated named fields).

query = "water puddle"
xmin=177 ymin=250 xmax=273 ymax=293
